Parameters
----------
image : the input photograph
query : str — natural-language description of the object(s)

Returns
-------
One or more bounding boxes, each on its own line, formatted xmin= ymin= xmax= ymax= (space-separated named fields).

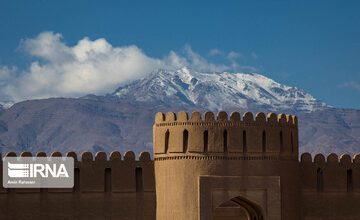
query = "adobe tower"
xmin=153 ymin=111 xmax=300 ymax=220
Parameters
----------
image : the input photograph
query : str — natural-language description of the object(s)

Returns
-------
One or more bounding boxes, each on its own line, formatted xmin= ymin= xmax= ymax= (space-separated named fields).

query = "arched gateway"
xmin=213 ymin=196 xmax=264 ymax=220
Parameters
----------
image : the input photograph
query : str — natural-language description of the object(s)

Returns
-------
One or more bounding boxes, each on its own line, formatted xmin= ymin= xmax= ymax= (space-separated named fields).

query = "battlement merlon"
xmin=153 ymin=111 xmax=299 ymax=160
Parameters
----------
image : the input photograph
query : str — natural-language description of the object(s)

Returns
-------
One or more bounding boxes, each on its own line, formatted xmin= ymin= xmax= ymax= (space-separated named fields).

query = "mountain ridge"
xmin=112 ymin=68 xmax=328 ymax=112
xmin=0 ymin=68 xmax=358 ymax=156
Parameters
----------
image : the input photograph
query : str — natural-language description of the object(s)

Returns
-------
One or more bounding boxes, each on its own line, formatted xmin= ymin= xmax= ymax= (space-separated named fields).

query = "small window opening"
xmin=136 ymin=167 xmax=143 ymax=192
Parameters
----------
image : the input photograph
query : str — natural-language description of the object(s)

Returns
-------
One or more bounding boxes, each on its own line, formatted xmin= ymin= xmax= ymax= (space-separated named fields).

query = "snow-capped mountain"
xmin=0 ymin=68 xmax=359 ymax=156
xmin=113 ymin=68 xmax=328 ymax=112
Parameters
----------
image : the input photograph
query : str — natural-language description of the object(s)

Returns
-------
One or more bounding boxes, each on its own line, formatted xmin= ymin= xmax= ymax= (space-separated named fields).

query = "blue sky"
xmin=0 ymin=0 xmax=359 ymax=108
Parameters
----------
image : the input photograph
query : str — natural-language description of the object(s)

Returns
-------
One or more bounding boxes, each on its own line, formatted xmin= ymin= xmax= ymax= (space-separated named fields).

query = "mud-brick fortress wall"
xmin=300 ymin=153 xmax=360 ymax=220
xmin=0 ymin=151 xmax=156 ymax=220
xmin=0 ymin=111 xmax=359 ymax=220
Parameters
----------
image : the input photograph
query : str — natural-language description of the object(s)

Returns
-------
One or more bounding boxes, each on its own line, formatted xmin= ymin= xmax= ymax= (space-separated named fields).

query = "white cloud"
xmin=0 ymin=31 xmax=253 ymax=102
xmin=182 ymin=45 xmax=229 ymax=72
xmin=20 ymin=32 xmax=72 ymax=63
xmin=3 ymin=33 xmax=165 ymax=101
xmin=0 ymin=67 xmax=17 ymax=100
xmin=0 ymin=67 xmax=12 ymax=81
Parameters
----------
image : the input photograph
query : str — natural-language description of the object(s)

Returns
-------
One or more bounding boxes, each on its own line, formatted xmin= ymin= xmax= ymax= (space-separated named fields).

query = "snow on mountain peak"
xmin=0 ymin=101 xmax=14 ymax=109
xmin=113 ymin=68 xmax=328 ymax=112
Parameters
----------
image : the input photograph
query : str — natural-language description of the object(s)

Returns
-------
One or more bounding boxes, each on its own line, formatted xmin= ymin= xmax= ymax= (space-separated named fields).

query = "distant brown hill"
xmin=0 ymin=69 xmax=359 ymax=156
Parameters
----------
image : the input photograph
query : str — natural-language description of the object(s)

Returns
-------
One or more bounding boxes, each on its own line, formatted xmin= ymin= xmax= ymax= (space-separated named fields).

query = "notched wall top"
xmin=154 ymin=111 xmax=298 ymax=126
xmin=300 ymin=153 xmax=360 ymax=192
xmin=153 ymin=111 xmax=299 ymax=159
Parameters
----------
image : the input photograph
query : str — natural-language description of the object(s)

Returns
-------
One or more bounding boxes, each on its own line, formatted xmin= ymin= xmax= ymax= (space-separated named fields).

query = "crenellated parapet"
xmin=0 ymin=151 xmax=155 ymax=193
xmin=153 ymin=111 xmax=299 ymax=160
xmin=300 ymin=153 xmax=360 ymax=192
